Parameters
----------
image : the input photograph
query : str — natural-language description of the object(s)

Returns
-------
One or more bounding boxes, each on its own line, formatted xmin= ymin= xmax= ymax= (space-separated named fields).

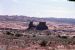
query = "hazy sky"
xmin=0 ymin=0 xmax=75 ymax=18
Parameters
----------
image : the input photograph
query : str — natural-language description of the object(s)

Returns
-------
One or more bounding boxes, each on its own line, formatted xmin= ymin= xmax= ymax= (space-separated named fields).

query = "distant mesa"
xmin=27 ymin=21 xmax=48 ymax=30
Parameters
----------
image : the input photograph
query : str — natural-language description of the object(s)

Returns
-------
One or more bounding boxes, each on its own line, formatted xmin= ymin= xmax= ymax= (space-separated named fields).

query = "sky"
xmin=0 ymin=0 xmax=75 ymax=18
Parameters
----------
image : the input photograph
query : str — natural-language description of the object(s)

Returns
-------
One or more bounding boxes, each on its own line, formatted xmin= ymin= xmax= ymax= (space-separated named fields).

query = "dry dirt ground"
xmin=0 ymin=21 xmax=75 ymax=50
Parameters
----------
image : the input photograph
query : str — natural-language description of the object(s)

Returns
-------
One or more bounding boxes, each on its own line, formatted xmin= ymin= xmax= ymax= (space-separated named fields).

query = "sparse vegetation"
xmin=5 ymin=31 xmax=14 ymax=36
xmin=15 ymin=34 xmax=23 ymax=37
xmin=0 ymin=21 xmax=75 ymax=50
xmin=39 ymin=40 xmax=47 ymax=47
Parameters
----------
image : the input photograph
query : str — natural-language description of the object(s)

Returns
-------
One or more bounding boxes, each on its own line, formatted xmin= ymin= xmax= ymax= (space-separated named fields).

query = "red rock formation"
xmin=27 ymin=22 xmax=36 ymax=30
xmin=36 ymin=22 xmax=48 ymax=30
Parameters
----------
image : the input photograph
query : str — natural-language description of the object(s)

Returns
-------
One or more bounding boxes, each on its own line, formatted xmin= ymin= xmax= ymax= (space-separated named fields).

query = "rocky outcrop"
xmin=36 ymin=22 xmax=48 ymax=30
xmin=27 ymin=22 xmax=36 ymax=30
